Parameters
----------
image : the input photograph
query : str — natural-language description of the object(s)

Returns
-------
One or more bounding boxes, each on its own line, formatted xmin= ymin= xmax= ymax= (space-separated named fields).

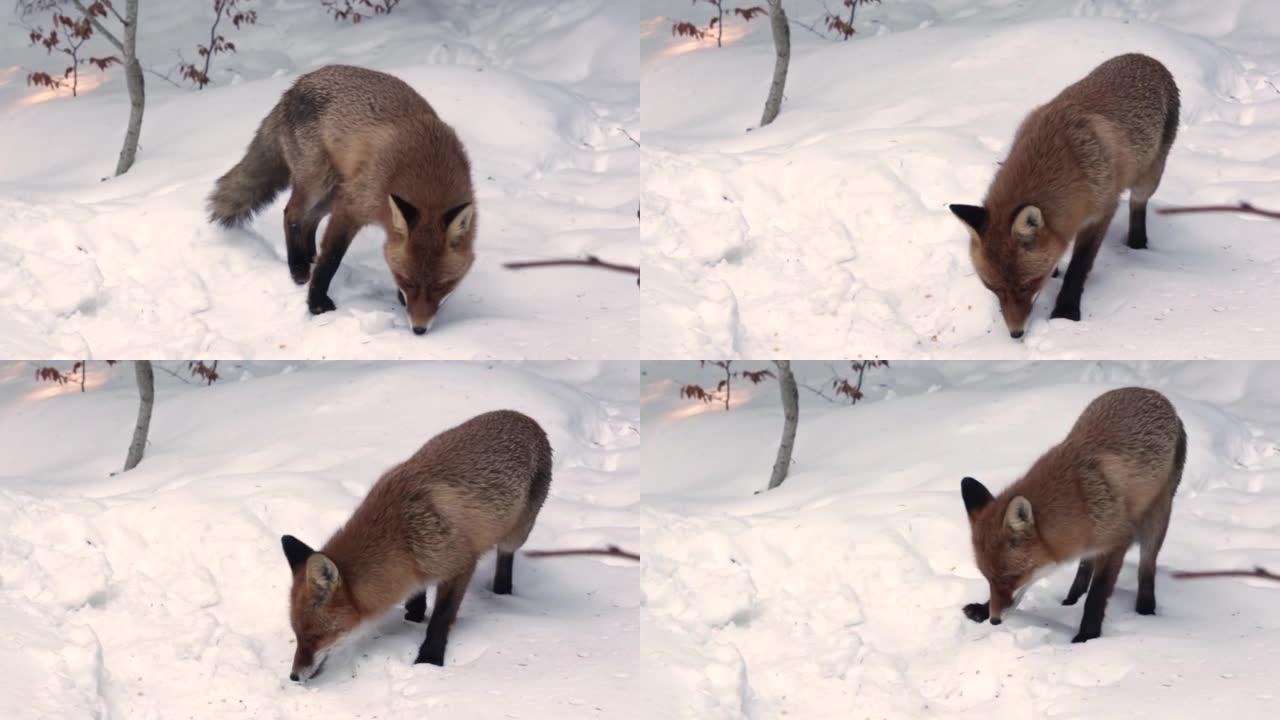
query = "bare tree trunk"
xmin=123 ymin=360 xmax=154 ymax=472
xmin=115 ymin=0 xmax=144 ymax=176
xmin=723 ymin=363 xmax=731 ymax=411
xmin=760 ymin=0 xmax=790 ymax=127
xmin=767 ymin=360 xmax=799 ymax=490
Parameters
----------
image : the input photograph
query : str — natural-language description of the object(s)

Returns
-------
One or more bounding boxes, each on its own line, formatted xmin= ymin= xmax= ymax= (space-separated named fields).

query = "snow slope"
xmin=643 ymin=360 xmax=1280 ymax=718
xmin=0 ymin=1 xmax=638 ymax=359
xmin=0 ymin=360 xmax=647 ymax=719
xmin=642 ymin=0 xmax=1280 ymax=358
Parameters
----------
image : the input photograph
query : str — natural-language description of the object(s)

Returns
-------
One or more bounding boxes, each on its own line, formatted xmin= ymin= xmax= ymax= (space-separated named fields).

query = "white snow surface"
xmin=642 ymin=0 xmax=1280 ymax=358
xmin=0 ymin=360 xmax=648 ymax=719
xmin=643 ymin=360 xmax=1280 ymax=718
xmin=0 ymin=1 xmax=638 ymax=359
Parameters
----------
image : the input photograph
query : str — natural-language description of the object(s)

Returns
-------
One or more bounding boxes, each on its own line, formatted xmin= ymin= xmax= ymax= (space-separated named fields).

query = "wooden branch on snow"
xmin=504 ymin=256 xmax=640 ymax=277
xmin=1171 ymin=566 xmax=1280 ymax=582
xmin=1157 ymin=202 xmax=1280 ymax=220
xmin=523 ymin=545 xmax=640 ymax=562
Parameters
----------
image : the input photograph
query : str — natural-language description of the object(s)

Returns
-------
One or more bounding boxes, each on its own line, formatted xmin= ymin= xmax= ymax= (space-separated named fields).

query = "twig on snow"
xmin=523 ymin=545 xmax=640 ymax=562
xmin=504 ymin=256 xmax=640 ymax=277
xmin=1157 ymin=202 xmax=1280 ymax=220
xmin=1172 ymin=566 xmax=1280 ymax=582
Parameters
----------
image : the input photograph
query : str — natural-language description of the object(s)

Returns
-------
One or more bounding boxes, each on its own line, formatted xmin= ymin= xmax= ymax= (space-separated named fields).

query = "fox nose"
xmin=289 ymin=672 xmax=300 ymax=682
xmin=1009 ymin=329 xmax=1024 ymax=340
xmin=990 ymin=617 xmax=1003 ymax=626
xmin=412 ymin=326 xmax=427 ymax=336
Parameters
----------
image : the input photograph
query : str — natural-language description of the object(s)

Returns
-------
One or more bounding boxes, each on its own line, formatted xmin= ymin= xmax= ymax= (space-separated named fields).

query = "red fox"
xmin=949 ymin=54 xmax=1180 ymax=338
xmin=209 ymin=64 xmax=476 ymax=335
xmin=279 ymin=410 xmax=552 ymax=680
xmin=960 ymin=387 xmax=1186 ymax=643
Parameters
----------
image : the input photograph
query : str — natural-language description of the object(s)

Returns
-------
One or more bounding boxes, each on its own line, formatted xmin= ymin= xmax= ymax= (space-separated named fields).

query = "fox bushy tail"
xmin=208 ymin=108 xmax=290 ymax=228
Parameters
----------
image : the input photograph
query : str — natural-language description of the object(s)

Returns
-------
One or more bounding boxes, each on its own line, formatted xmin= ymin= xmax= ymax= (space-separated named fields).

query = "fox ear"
xmin=282 ymin=535 xmax=315 ymax=573
xmin=389 ymin=195 xmax=420 ymax=238
xmin=305 ymin=554 xmax=341 ymax=603
xmin=443 ymin=203 xmax=475 ymax=248
xmin=949 ymin=204 xmax=988 ymax=236
xmin=961 ymin=477 xmax=994 ymax=516
xmin=1012 ymin=205 xmax=1042 ymax=247
xmin=1005 ymin=496 xmax=1034 ymax=534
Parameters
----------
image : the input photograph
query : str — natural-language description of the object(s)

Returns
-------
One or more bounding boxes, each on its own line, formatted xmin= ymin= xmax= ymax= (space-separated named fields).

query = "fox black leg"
xmin=308 ymin=204 xmax=357 ymax=315
xmin=1073 ymin=548 xmax=1124 ymax=643
xmin=1128 ymin=201 xmax=1149 ymax=249
xmin=1062 ymin=558 xmax=1093 ymax=605
xmin=1052 ymin=207 xmax=1115 ymax=322
xmin=493 ymin=551 xmax=514 ymax=595
xmin=404 ymin=591 xmax=426 ymax=623
xmin=963 ymin=601 xmax=990 ymax=623
xmin=415 ymin=564 xmax=475 ymax=666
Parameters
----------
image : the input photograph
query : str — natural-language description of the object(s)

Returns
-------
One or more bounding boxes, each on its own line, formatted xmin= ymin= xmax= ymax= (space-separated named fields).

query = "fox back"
xmin=280 ymin=410 xmax=552 ymax=679
xmin=961 ymin=387 xmax=1185 ymax=624
xmin=950 ymin=54 xmax=1180 ymax=336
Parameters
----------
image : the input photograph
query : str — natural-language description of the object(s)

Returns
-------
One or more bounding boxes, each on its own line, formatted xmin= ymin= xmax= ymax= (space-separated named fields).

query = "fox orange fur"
xmin=960 ymin=387 xmax=1186 ymax=643
xmin=950 ymin=54 xmax=1180 ymax=338
xmin=279 ymin=410 xmax=552 ymax=681
xmin=209 ymin=65 xmax=476 ymax=335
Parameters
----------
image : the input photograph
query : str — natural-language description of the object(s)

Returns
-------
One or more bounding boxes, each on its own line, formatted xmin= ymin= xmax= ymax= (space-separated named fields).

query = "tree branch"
xmin=503 ymin=255 xmax=640 ymax=277
xmin=1157 ymin=202 xmax=1280 ymax=220
xmin=523 ymin=545 xmax=640 ymax=562
xmin=70 ymin=0 xmax=123 ymax=52
xmin=1171 ymin=566 xmax=1280 ymax=582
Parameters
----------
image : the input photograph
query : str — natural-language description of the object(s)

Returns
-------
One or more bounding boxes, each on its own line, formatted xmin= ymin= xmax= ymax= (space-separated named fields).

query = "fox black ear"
xmin=282 ymin=534 xmax=315 ymax=573
xmin=391 ymin=194 xmax=421 ymax=230
xmin=961 ymin=477 xmax=994 ymax=516
xmin=949 ymin=204 xmax=988 ymax=234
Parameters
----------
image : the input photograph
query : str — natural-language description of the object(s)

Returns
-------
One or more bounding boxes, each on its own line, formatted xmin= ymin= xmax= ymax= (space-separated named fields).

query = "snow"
xmin=0 ymin=1 xmax=638 ymax=359
xmin=0 ymin=360 xmax=648 ymax=719
xmin=642 ymin=360 xmax=1280 ymax=718
xmin=642 ymin=0 xmax=1280 ymax=358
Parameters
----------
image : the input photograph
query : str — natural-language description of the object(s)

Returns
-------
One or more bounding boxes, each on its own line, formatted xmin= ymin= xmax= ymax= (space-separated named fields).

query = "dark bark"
xmin=123 ymin=360 xmax=154 ymax=472
xmin=767 ymin=360 xmax=799 ymax=490
xmin=761 ymin=0 xmax=790 ymax=127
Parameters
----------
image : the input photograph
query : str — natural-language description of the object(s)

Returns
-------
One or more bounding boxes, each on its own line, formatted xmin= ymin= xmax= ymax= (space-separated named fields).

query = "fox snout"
xmin=998 ymin=295 xmax=1033 ymax=340
xmin=290 ymin=646 xmax=328 ymax=683
xmin=397 ymin=288 xmax=440 ymax=335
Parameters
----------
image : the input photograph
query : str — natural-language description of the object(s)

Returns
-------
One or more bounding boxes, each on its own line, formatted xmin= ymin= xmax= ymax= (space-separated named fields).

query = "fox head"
xmin=960 ymin=477 xmax=1054 ymax=624
xmin=384 ymin=195 xmax=477 ymax=335
xmin=949 ymin=203 xmax=1061 ymax=339
xmin=281 ymin=535 xmax=363 ymax=682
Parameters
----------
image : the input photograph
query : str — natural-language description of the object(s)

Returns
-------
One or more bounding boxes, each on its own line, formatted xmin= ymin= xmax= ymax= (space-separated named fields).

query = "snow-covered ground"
xmin=0 ymin=1 xmax=638 ymax=359
xmin=642 ymin=0 xmax=1280 ymax=358
xmin=643 ymin=360 xmax=1280 ymax=718
xmin=0 ymin=360 xmax=649 ymax=719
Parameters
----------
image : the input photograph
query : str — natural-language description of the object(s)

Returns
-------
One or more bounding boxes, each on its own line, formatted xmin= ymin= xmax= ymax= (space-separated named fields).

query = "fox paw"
xmin=1071 ymin=628 xmax=1101 ymax=644
xmin=308 ymin=294 xmax=337 ymax=315
xmin=289 ymin=264 xmax=311 ymax=286
xmin=414 ymin=648 xmax=445 ymax=666
xmin=963 ymin=603 xmax=990 ymax=623
xmin=1135 ymin=597 xmax=1156 ymax=615
xmin=1050 ymin=304 xmax=1081 ymax=322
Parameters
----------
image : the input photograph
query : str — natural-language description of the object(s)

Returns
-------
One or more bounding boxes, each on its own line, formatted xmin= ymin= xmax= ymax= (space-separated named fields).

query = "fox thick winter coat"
xmin=960 ymin=387 xmax=1186 ymax=643
xmin=280 ymin=410 xmax=552 ymax=680
xmin=950 ymin=54 xmax=1180 ymax=338
xmin=209 ymin=64 xmax=476 ymax=335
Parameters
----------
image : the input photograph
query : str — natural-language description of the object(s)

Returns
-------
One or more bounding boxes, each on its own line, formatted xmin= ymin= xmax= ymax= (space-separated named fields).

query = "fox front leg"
xmin=963 ymin=601 xmax=990 ymax=623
